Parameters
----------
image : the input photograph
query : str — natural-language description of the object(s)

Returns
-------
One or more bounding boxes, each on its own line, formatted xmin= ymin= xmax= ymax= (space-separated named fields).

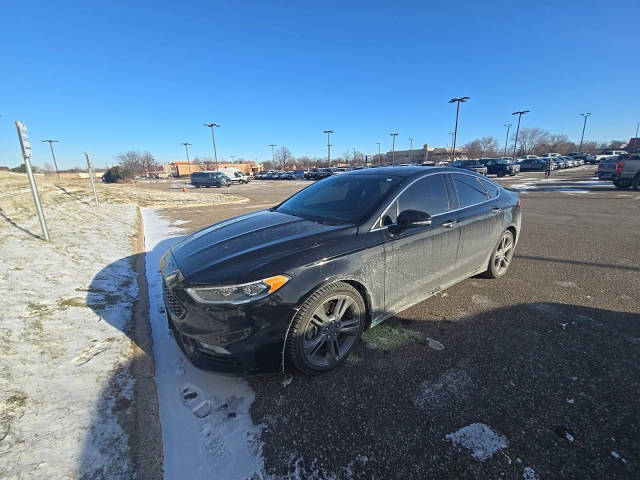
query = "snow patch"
xmin=413 ymin=368 xmax=471 ymax=411
xmin=445 ymin=423 xmax=508 ymax=461
xmin=142 ymin=208 xmax=266 ymax=479
xmin=523 ymin=466 xmax=539 ymax=479
xmin=554 ymin=281 xmax=577 ymax=288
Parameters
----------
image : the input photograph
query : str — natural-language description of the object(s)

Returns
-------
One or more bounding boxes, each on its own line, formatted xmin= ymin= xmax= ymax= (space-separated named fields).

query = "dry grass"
xmin=0 ymin=171 xmax=247 ymax=224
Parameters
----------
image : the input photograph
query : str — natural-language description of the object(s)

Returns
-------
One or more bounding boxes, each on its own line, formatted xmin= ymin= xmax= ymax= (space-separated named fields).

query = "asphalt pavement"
xmin=144 ymin=166 xmax=640 ymax=479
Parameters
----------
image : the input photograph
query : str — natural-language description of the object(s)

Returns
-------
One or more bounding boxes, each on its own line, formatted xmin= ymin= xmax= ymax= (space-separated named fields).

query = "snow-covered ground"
xmin=142 ymin=208 xmax=266 ymax=479
xmin=0 ymin=177 xmax=139 ymax=477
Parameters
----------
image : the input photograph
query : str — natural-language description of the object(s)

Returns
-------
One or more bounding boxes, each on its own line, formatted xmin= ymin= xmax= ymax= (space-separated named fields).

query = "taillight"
xmin=517 ymin=199 xmax=521 ymax=207
xmin=616 ymin=161 xmax=624 ymax=173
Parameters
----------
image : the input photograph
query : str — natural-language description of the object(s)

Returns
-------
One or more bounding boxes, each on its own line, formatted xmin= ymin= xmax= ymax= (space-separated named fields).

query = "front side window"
xmin=452 ymin=174 xmax=488 ymax=207
xmin=480 ymin=179 xmax=499 ymax=198
xmin=397 ymin=174 xmax=450 ymax=217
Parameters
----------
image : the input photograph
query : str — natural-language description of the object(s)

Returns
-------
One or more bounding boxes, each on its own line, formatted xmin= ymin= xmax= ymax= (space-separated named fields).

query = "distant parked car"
xmin=519 ymin=158 xmax=550 ymax=171
xmin=568 ymin=152 xmax=588 ymax=161
xmin=479 ymin=158 xmax=520 ymax=177
xmin=280 ymin=171 xmax=296 ymax=180
xmin=452 ymin=160 xmax=488 ymax=175
xmin=190 ymin=171 xmax=231 ymax=188
xmin=540 ymin=153 xmax=562 ymax=159
xmin=554 ymin=157 xmax=568 ymax=169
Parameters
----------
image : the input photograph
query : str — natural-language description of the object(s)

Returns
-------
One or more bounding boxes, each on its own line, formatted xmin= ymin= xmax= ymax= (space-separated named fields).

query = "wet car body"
xmin=161 ymin=167 xmax=521 ymax=375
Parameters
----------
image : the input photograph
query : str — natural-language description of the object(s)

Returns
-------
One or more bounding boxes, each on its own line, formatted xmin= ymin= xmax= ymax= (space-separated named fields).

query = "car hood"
xmin=169 ymin=209 xmax=353 ymax=284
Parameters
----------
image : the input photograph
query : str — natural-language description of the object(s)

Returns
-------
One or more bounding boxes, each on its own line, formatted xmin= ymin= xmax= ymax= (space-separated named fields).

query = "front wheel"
xmin=285 ymin=282 xmax=365 ymax=375
xmin=497 ymin=171 xmax=505 ymax=178
xmin=485 ymin=230 xmax=515 ymax=279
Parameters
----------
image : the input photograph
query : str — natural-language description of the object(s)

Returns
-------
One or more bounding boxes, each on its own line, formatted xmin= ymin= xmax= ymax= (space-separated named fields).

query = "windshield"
xmin=276 ymin=174 xmax=402 ymax=224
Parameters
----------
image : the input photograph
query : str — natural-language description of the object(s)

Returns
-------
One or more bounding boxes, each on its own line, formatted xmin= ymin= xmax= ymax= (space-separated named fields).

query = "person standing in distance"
xmin=544 ymin=159 xmax=553 ymax=179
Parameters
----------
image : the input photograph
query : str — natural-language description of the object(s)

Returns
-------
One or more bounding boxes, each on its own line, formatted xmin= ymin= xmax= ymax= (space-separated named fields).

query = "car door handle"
xmin=491 ymin=207 xmax=500 ymax=213
xmin=442 ymin=220 xmax=457 ymax=228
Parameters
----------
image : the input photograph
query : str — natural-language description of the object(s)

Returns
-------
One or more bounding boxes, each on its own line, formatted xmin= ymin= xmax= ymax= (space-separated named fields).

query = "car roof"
xmin=342 ymin=165 xmax=486 ymax=179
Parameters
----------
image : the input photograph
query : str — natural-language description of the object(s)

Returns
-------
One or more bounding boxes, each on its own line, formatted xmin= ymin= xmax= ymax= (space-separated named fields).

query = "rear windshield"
xmin=276 ymin=174 xmax=402 ymax=224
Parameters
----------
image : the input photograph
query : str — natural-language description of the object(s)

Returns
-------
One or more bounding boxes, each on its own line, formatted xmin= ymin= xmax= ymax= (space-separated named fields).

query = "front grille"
xmin=162 ymin=278 xmax=186 ymax=319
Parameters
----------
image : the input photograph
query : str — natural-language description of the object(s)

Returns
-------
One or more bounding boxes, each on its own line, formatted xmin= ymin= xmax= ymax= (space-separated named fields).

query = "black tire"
xmin=485 ymin=230 xmax=515 ymax=279
xmin=613 ymin=179 xmax=631 ymax=190
xmin=285 ymin=282 xmax=365 ymax=375
xmin=497 ymin=171 xmax=505 ymax=178
xmin=632 ymin=175 xmax=640 ymax=192
xmin=195 ymin=185 xmax=201 ymax=188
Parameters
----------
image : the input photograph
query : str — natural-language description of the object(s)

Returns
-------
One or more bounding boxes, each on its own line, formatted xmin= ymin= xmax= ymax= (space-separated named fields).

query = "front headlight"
xmin=185 ymin=275 xmax=290 ymax=305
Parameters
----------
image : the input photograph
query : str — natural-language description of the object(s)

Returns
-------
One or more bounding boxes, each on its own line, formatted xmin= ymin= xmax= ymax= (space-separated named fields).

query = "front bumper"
xmin=161 ymin=253 xmax=295 ymax=375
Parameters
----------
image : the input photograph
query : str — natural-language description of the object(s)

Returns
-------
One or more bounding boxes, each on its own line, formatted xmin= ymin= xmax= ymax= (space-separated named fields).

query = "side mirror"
xmin=391 ymin=210 xmax=432 ymax=231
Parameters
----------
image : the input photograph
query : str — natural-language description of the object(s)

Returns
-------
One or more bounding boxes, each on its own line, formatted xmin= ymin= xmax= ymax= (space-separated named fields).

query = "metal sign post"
xmin=15 ymin=121 xmax=50 ymax=241
xmin=84 ymin=152 xmax=99 ymax=207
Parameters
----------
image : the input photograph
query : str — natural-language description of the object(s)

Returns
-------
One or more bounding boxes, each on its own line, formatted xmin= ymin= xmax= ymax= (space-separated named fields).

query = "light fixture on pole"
xmin=390 ymin=133 xmax=398 ymax=165
xmin=376 ymin=142 xmax=382 ymax=165
xmin=324 ymin=130 xmax=333 ymax=167
xmin=41 ymin=139 xmax=60 ymax=178
xmin=268 ymin=144 xmax=276 ymax=164
xmin=578 ymin=113 xmax=591 ymax=153
xmin=635 ymin=122 xmax=639 ymax=138
xmin=503 ymin=124 xmax=512 ymax=158
xmin=408 ymin=137 xmax=413 ymax=163
xmin=203 ymin=123 xmax=220 ymax=171
xmin=180 ymin=142 xmax=192 ymax=174
xmin=448 ymin=96 xmax=470 ymax=162
xmin=511 ymin=110 xmax=530 ymax=159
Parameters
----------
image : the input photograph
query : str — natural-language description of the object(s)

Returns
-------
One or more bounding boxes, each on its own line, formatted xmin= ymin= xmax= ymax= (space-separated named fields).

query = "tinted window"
xmin=480 ymin=179 xmax=499 ymax=198
xmin=397 ymin=174 xmax=450 ymax=216
xmin=277 ymin=174 xmax=401 ymax=224
xmin=452 ymin=174 xmax=488 ymax=207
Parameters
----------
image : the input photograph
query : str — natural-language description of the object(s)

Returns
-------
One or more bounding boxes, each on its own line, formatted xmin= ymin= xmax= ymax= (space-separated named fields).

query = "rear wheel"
xmin=286 ymin=282 xmax=365 ymax=375
xmin=485 ymin=230 xmax=515 ymax=279
xmin=632 ymin=175 xmax=640 ymax=191
xmin=613 ymin=179 xmax=631 ymax=189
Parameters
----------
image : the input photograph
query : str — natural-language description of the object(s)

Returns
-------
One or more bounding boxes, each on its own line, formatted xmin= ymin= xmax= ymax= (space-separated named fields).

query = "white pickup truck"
xmin=592 ymin=150 xmax=628 ymax=163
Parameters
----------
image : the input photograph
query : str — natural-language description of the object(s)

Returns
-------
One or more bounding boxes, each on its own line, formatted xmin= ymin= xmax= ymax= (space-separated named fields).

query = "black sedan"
xmin=479 ymin=158 xmax=520 ymax=177
xmin=452 ymin=160 xmax=488 ymax=175
xmin=161 ymin=167 xmax=521 ymax=375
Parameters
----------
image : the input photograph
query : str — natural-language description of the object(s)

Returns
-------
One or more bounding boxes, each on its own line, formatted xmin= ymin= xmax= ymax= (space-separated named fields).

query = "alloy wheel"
xmin=493 ymin=231 xmax=514 ymax=275
xmin=302 ymin=294 xmax=361 ymax=368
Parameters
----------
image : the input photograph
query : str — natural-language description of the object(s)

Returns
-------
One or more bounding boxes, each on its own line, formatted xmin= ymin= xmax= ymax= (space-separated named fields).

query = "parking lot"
xmin=138 ymin=165 xmax=640 ymax=479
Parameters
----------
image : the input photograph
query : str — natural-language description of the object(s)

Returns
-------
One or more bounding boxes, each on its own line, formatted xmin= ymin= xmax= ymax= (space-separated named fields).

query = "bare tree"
xmin=511 ymin=128 xmax=549 ymax=156
xmin=464 ymin=137 xmax=500 ymax=159
xmin=342 ymin=149 xmax=353 ymax=165
xmin=116 ymin=150 xmax=158 ymax=176
xmin=43 ymin=162 xmax=54 ymax=172
xmin=276 ymin=146 xmax=294 ymax=168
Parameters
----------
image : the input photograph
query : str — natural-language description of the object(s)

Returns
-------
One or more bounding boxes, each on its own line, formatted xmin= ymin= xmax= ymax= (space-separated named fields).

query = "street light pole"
xmin=503 ymin=124 xmax=511 ymax=158
xmin=324 ymin=130 xmax=333 ymax=167
xmin=635 ymin=122 xmax=639 ymax=138
xmin=511 ymin=110 xmax=530 ymax=159
xmin=578 ymin=113 xmax=591 ymax=153
xmin=268 ymin=144 xmax=276 ymax=165
xmin=390 ymin=133 xmax=398 ymax=165
xmin=408 ymin=137 xmax=413 ymax=163
xmin=180 ymin=142 xmax=192 ymax=174
xmin=41 ymin=139 xmax=60 ymax=178
xmin=448 ymin=96 xmax=470 ymax=162
xmin=376 ymin=142 xmax=382 ymax=165
xmin=449 ymin=132 xmax=455 ymax=161
xmin=203 ymin=123 xmax=220 ymax=171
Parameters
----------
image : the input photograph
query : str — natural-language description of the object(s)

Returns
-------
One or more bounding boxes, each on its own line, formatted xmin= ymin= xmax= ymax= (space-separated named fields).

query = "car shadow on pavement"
xmin=250 ymin=302 xmax=640 ymax=479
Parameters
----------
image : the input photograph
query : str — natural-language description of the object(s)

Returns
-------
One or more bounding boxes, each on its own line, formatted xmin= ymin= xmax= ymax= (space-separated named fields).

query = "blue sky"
xmin=1 ymin=0 xmax=638 ymax=168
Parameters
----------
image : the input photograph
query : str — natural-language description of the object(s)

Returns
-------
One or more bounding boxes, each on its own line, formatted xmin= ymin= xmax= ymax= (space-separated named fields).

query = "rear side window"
xmin=397 ymin=174 xmax=450 ymax=217
xmin=480 ymin=179 xmax=499 ymax=198
xmin=452 ymin=174 xmax=488 ymax=207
